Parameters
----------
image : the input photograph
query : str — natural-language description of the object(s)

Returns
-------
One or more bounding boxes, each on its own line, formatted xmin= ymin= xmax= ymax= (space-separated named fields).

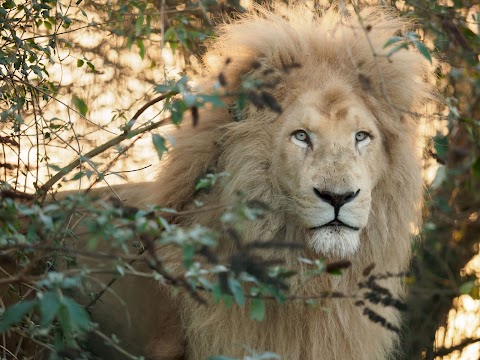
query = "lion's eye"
xmin=355 ymin=131 xmax=370 ymax=142
xmin=291 ymin=130 xmax=310 ymax=148
xmin=355 ymin=131 xmax=371 ymax=152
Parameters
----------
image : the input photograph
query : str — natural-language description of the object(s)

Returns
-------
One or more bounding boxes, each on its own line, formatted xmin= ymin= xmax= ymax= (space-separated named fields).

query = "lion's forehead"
xmin=291 ymin=87 xmax=375 ymax=127
xmin=287 ymin=101 xmax=376 ymax=139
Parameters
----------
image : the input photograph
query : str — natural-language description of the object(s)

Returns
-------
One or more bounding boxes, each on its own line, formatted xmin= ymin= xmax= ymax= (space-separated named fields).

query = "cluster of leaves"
xmin=149 ymin=60 xmax=288 ymax=159
xmin=103 ymin=0 xmax=245 ymax=61
xmin=1 ymin=179 xmax=362 ymax=358
xmin=383 ymin=31 xmax=433 ymax=64
xmin=0 ymin=0 xmax=68 ymax=131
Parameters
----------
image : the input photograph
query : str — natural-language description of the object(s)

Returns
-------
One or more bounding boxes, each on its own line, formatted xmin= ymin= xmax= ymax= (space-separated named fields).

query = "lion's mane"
xmin=96 ymin=6 xmax=432 ymax=360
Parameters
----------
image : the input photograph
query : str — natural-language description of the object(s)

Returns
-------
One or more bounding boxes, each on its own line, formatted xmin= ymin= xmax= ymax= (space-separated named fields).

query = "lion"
xmin=60 ymin=6 xmax=432 ymax=360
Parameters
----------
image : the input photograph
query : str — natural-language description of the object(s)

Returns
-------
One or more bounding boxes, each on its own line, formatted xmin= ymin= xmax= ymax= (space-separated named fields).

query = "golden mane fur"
xmin=78 ymin=6 xmax=432 ymax=360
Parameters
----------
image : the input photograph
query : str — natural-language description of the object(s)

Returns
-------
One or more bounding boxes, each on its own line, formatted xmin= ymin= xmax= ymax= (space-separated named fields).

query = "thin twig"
xmin=92 ymin=329 xmax=142 ymax=360
xmin=433 ymin=337 xmax=480 ymax=358
xmin=37 ymin=92 xmax=176 ymax=196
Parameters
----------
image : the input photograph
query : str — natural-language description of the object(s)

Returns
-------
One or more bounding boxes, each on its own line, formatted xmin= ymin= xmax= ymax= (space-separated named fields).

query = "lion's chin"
xmin=307 ymin=227 xmax=360 ymax=258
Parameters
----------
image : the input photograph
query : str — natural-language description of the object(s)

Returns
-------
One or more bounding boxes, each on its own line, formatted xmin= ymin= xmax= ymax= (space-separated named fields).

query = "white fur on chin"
xmin=308 ymin=227 xmax=360 ymax=258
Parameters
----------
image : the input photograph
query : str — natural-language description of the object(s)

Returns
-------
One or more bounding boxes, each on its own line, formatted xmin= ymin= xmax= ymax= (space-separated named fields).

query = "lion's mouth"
xmin=310 ymin=219 xmax=360 ymax=232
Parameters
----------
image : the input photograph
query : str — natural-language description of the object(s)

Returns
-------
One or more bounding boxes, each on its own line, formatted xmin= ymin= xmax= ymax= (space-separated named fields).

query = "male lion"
xmin=64 ymin=6 xmax=432 ymax=360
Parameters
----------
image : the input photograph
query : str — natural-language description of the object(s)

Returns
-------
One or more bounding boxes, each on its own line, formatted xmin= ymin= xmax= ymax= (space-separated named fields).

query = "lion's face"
xmin=272 ymin=89 xmax=387 ymax=258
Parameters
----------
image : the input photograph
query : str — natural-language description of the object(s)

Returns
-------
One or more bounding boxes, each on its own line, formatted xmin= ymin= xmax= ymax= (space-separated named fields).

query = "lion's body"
xmin=70 ymin=6 xmax=431 ymax=360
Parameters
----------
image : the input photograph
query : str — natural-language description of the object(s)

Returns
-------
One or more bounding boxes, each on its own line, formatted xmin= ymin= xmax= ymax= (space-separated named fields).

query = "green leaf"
xmin=199 ymin=94 xmax=225 ymax=108
xmin=77 ymin=59 xmax=84 ymax=67
xmin=57 ymin=305 xmax=72 ymax=336
xmin=472 ymin=157 xmax=480 ymax=179
xmin=212 ymin=283 xmax=222 ymax=303
xmin=155 ymin=84 xmax=172 ymax=93
xmin=61 ymin=297 xmax=91 ymax=332
xmin=433 ymin=135 xmax=448 ymax=159
xmin=72 ymin=95 xmax=88 ymax=116
xmin=183 ymin=243 xmax=195 ymax=268
xmin=414 ymin=40 xmax=432 ymax=64
xmin=257 ymin=352 xmax=281 ymax=359
xmin=87 ymin=62 xmax=95 ymax=72
xmin=44 ymin=20 xmax=52 ymax=30
xmin=228 ymin=277 xmax=245 ymax=306
xmin=195 ymin=178 xmax=212 ymax=191
xmin=460 ymin=281 xmax=474 ymax=295
xmin=30 ymin=64 xmax=44 ymax=79
xmin=137 ymin=39 xmax=145 ymax=59
xmin=386 ymin=43 xmax=409 ymax=59
xmin=39 ymin=292 xmax=61 ymax=328
xmin=48 ymin=164 xmax=62 ymax=171
xmin=222 ymin=294 xmax=233 ymax=308
xmin=71 ymin=171 xmax=86 ymax=180
xmin=152 ymin=134 xmax=168 ymax=160
xmin=62 ymin=16 xmax=72 ymax=29
xmin=3 ymin=0 xmax=15 ymax=10
xmin=249 ymin=298 xmax=265 ymax=321
xmin=135 ymin=15 xmax=144 ymax=36
xmin=383 ymin=36 xmax=405 ymax=48
xmin=145 ymin=15 xmax=151 ymax=37
xmin=60 ymin=38 xmax=72 ymax=48
xmin=170 ymin=100 xmax=188 ymax=124
xmin=0 ymin=300 xmax=36 ymax=333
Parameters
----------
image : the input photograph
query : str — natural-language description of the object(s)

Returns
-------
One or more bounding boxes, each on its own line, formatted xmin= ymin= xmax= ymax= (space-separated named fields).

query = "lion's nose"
xmin=313 ymin=188 xmax=360 ymax=213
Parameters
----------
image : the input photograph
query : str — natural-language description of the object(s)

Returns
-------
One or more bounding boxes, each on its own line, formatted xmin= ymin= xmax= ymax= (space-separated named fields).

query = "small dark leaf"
xmin=414 ymin=40 xmax=432 ymax=64
xmin=137 ymin=39 xmax=145 ymax=59
xmin=228 ymin=277 xmax=245 ymax=306
xmin=472 ymin=157 xmax=480 ymax=179
xmin=3 ymin=0 xmax=15 ymax=10
xmin=325 ymin=260 xmax=352 ymax=273
xmin=39 ymin=292 xmax=61 ymax=328
xmin=250 ymin=298 xmax=265 ymax=321
xmin=0 ymin=300 xmax=37 ymax=333
xmin=434 ymin=135 xmax=448 ymax=159
xmin=61 ymin=297 xmax=92 ymax=332
xmin=218 ymin=73 xmax=227 ymax=87
xmin=383 ymin=36 xmax=405 ymax=49
xmin=72 ymin=95 xmax=88 ymax=117
xmin=191 ymin=106 xmax=199 ymax=127
xmin=260 ymin=92 xmax=282 ymax=114
xmin=170 ymin=100 xmax=188 ymax=124
xmin=386 ymin=43 xmax=409 ymax=59
xmin=152 ymin=134 xmax=168 ymax=160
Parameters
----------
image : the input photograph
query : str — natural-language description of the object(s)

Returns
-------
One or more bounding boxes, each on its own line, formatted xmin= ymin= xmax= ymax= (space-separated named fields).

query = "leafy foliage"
xmin=0 ymin=0 xmax=479 ymax=359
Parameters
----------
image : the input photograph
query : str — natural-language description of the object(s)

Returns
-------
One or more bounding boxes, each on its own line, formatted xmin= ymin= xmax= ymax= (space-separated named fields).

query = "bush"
xmin=0 ymin=1 xmax=479 ymax=359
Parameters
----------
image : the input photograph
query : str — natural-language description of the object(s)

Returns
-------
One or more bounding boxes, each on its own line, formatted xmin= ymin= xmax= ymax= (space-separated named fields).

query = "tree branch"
xmin=37 ymin=92 xmax=177 ymax=197
xmin=433 ymin=337 xmax=480 ymax=358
